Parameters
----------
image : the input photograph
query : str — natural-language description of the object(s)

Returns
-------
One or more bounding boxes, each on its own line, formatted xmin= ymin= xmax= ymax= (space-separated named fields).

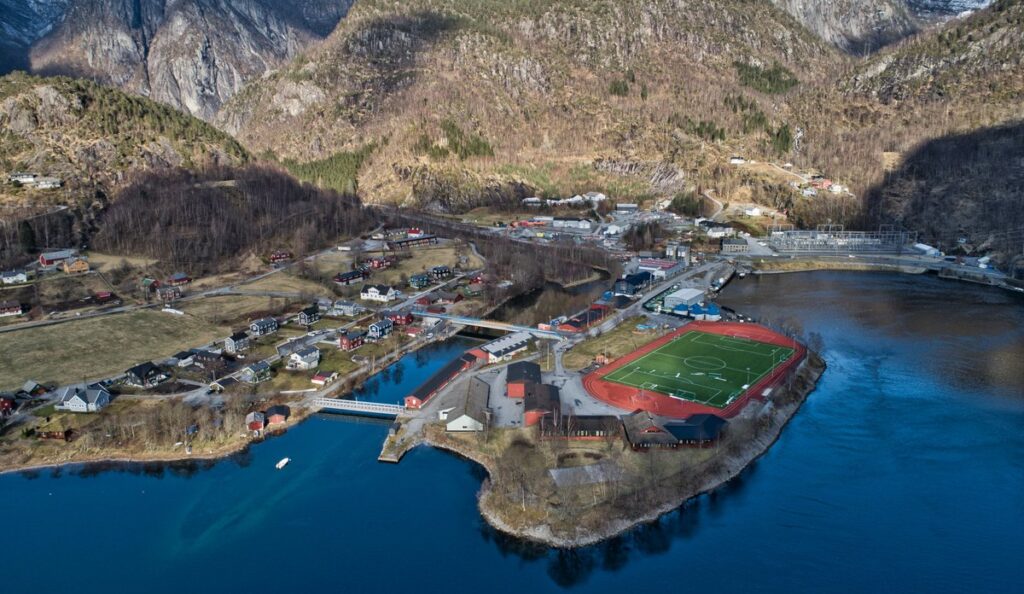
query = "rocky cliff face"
xmin=770 ymin=0 xmax=917 ymax=54
xmin=907 ymin=0 xmax=992 ymax=15
xmin=22 ymin=0 xmax=351 ymax=120
xmin=0 ymin=0 xmax=70 ymax=71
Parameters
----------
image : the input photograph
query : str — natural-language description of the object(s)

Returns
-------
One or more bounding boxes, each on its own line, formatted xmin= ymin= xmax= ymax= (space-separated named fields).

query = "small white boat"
xmin=275 ymin=457 xmax=291 ymax=470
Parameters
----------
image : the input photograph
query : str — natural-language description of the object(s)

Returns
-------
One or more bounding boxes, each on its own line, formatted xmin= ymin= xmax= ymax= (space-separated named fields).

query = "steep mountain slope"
xmin=0 ymin=72 xmax=247 ymax=198
xmin=840 ymin=0 xmax=1023 ymax=259
xmin=770 ymin=0 xmax=917 ymax=54
xmin=24 ymin=0 xmax=352 ymax=120
xmin=219 ymin=0 xmax=842 ymax=206
xmin=0 ymin=72 xmax=249 ymax=264
xmin=865 ymin=122 xmax=1024 ymax=267
xmin=0 ymin=0 xmax=70 ymax=71
xmin=849 ymin=0 xmax=1023 ymax=105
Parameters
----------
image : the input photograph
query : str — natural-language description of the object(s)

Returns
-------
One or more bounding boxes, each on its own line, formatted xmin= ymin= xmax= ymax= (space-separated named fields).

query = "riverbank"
xmin=751 ymin=259 xmax=927 ymax=275
xmin=420 ymin=353 xmax=825 ymax=548
xmin=0 ymin=330 xmax=454 ymax=475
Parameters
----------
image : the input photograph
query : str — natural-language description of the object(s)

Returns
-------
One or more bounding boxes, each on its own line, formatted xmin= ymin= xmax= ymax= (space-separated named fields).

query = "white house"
xmin=360 ymin=284 xmax=400 ymax=303
xmin=729 ymin=156 xmax=746 ymax=165
xmin=8 ymin=172 xmax=37 ymax=184
xmin=479 ymin=331 xmax=534 ymax=363
xmin=328 ymin=300 xmax=366 ymax=317
xmin=1 ymin=269 xmax=27 ymax=285
xmin=743 ymin=207 xmax=762 ymax=217
xmin=287 ymin=346 xmax=320 ymax=371
xmin=34 ymin=177 xmax=63 ymax=189
xmin=55 ymin=384 xmax=111 ymax=413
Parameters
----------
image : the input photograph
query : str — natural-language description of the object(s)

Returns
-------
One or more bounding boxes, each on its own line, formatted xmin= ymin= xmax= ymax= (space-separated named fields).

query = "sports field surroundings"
xmin=602 ymin=330 xmax=794 ymax=408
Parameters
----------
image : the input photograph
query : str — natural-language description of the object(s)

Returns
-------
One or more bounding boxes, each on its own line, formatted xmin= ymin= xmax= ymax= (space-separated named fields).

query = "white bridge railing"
xmin=312 ymin=397 xmax=405 ymax=417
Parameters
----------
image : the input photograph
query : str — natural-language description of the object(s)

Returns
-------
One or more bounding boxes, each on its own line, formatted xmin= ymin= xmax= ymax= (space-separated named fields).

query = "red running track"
xmin=582 ymin=321 xmax=806 ymax=419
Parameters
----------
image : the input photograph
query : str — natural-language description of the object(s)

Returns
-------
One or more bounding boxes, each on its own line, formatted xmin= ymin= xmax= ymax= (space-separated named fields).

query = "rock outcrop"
xmin=23 ymin=0 xmax=352 ymax=120
xmin=770 ymin=0 xmax=917 ymax=54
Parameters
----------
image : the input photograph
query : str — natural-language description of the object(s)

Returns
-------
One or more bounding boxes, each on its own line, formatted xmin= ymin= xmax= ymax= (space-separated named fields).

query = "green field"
xmin=603 ymin=330 xmax=794 ymax=408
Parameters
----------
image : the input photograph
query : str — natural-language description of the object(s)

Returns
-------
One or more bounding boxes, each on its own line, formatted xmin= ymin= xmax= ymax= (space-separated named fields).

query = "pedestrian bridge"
xmin=312 ymin=397 xmax=405 ymax=418
xmin=413 ymin=311 xmax=565 ymax=340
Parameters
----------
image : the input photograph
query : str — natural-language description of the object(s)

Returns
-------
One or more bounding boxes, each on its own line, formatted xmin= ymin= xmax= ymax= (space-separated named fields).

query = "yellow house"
xmin=62 ymin=257 xmax=90 ymax=274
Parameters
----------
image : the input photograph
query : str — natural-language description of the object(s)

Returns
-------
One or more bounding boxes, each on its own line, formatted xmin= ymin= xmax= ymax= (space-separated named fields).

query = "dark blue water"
xmin=4 ymin=273 xmax=1023 ymax=593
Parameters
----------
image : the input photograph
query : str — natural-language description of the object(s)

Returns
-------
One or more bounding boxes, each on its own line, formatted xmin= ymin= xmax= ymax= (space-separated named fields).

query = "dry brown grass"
xmin=0 ymin=310 xmax=228 ymax=390
xmin=84 ymin=252 xmax=157 ymax=272
xmin=562 ymin=316 xmax=657 ymax=370
xmin=241 ymin=272 xmax=333 ymax=297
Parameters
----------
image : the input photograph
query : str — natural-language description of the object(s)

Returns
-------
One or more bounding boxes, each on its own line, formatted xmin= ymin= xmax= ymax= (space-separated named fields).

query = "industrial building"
xmin=442 ymin=377 xmax=491 ymax=432
xmin=506 ymin=361 xmax=541 ymax=398
xmin=768 ymin=226 xmax=916 ymax=253
xmin=638 ymin=258 xmax=685 ymax=279
xmin=405 ymin=353 xmax=478 ymax=409
xmin=721 ymin=238 xmax=749 ymax=255
xmin=475 ymin=331 xmax=534 ymax=363
xmin=664 ymin=287 xmax=705 ymax=310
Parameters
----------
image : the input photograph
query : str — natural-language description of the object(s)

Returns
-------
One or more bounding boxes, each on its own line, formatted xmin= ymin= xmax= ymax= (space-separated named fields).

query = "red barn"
xmin=269 ymin=250 xmax=292 ymax=263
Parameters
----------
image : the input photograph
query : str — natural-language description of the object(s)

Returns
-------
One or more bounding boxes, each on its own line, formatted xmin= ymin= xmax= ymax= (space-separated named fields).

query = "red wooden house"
xmin=339 ymin=331 xmax=365 ymax=351
xmin=385 ymin=311 xmax=415 ymax=326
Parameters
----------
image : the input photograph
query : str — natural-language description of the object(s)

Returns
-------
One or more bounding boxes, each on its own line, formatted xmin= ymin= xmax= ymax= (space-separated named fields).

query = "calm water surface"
xmin=4 ymin=273 xmax=1023 ymax=593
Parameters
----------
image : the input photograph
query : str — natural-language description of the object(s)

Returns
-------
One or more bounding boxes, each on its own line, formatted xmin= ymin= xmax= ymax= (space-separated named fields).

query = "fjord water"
xmin=4 ymin=272 xmax=1023 ymax=593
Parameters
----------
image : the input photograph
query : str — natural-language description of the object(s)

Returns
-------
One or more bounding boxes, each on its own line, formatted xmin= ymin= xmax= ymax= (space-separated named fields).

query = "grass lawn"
xmin=241 ymin=272 xmax=334 ymax=298
xmin=318 ymin=348 xmax=361 ymax=376
xmin=603 ymin=330 xmax=794 ymax=408
xmin=263 ymin=368 xmax=317 ymax=393
xmin=458 ymin=207 xmax=535 ymax=227
xmin=309 ymin=251 xmax=354 ymax=276
xmin=0 ymin=310 xmax=228 ymax=390
xmin=182 ymin=295 xmax=294 ymax=326
xmin=563 ymin=316 xmax=655 ymax=370
xmin=32 ymin=404 xmax=57 ymax=418
xmin=36 ymin=398 xmax=140 ymax=433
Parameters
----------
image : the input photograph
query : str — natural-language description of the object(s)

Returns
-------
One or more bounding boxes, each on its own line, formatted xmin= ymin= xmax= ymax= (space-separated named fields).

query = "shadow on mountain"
xmin=843 ymin=24 xmax=919 ymax=56
xmin=336 ymin=11 xmax=462 ymax=103
xmin=0 ymin=43 xmax=29 ymax=76
xmin=864 ymin=120 xmax=1024 ymax=274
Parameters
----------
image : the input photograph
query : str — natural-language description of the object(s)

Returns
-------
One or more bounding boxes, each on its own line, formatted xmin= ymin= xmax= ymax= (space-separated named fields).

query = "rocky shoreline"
xmin=425 ymin=355 xmax=825 ymax=549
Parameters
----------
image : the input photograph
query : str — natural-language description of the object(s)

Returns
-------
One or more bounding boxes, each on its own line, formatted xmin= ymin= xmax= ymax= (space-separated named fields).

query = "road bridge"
xmin=412 ymin=311 xmax=565 ymax=339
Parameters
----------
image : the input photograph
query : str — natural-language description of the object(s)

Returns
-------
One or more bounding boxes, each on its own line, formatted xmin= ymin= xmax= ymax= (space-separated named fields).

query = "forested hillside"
xmin=93 ymin=166 xmax=376 ymax=274
xmin=219 ymin=0 xmax=839 ymax=210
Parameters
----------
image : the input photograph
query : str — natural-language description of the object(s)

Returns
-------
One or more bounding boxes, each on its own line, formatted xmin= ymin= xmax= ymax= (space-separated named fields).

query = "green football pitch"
xmin=603 ymin=330 xmax=795 ymax=408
